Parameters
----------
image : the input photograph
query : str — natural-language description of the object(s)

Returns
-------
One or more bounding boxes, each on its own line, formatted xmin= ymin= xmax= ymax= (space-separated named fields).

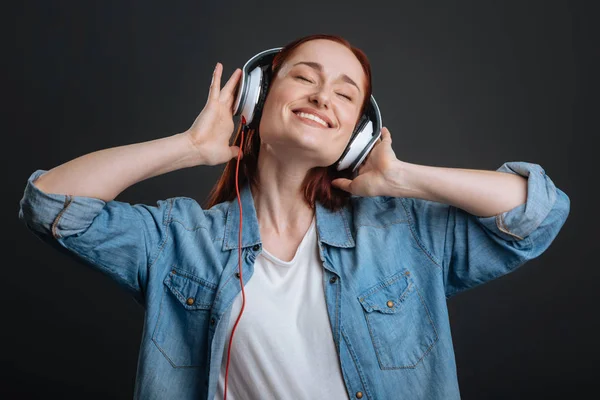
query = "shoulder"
xmin=350 ymin=195 xmax=451 ymax=228
xmin=349 ymin=195 xmax=411 ymax=228
xmin=163 ymin=196 xmax=229 ymax=231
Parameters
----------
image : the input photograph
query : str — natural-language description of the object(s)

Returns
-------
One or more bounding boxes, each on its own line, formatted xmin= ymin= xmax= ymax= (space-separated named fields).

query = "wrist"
xmin=388 ymin=160 xmax=428 ymax=199
xmin=173 ymin=131 xmax=207 ymax=168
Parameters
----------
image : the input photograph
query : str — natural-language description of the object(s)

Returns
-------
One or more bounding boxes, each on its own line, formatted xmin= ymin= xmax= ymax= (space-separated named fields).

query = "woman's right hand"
xmin=185 ymin=63 xmax=243 ymax=166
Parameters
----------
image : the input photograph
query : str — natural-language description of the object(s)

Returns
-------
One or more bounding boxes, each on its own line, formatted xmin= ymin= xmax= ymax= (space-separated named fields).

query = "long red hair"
xmin=202 ymin=34 xmax=373 ymax=212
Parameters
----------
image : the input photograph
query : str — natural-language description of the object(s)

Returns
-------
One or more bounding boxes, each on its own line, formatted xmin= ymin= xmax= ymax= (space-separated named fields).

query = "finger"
xmin=230 ymin=146 xmax=243 ymax=160
xmin=221 ymin=68 xmax=242 ymax=106
xmin=381 ymin=127 xmax=392 ymax=142
xmin=331 ymin=178 xmax=353 ymax=193
xmin=209 ymin=63 xmax=222 ymax=102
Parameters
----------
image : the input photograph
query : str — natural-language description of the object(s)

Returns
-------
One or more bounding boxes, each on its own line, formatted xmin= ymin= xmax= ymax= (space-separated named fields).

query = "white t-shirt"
xmin=214 ymin=216 xmax=349 ymax=400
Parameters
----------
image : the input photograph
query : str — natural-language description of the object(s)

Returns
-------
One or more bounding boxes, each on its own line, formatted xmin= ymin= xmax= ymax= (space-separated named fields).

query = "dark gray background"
xmin=7 ymin=0 xmax=597 ymax=398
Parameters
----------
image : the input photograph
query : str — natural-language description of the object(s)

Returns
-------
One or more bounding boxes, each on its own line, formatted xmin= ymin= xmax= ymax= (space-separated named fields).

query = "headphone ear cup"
xmin=248 ymin=65 xmax=272 ymax=130
xmin=350 ymin=114 xmax=370 ymax=142
xmin=336 ymin=113 xmax=369 ymax=164
xmin=336 ymin=114 xmax=379 ymax=172
xmin=336 ymin=94 xmax=383 ymax=172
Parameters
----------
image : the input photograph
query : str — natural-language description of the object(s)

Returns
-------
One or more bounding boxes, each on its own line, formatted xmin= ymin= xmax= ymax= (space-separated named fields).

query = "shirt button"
xmin=329 ymin=276 xmax=337 ymax=283
xmin=235 ymin=272 xmax=241 ymax=279
xmin=210 ymin=317 xmax=216 ymax=326
xmin=355 ymin=391 xmax=363 ymax=398
xmin=252 ymin=244 xmax=260 ymax=251
xmin=387 ymin=300 xmax=394 ymax=308
xmin=186 ymin=297 xmax=195 ymax=305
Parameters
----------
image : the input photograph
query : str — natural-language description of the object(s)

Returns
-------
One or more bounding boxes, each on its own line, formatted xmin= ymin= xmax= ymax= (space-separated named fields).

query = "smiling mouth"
xmin=292 ymin=111 xmax=331 ymax=129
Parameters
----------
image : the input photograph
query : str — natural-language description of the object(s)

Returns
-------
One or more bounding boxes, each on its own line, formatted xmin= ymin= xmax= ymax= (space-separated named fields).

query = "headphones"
xmin=232 ymin=47 xmax=383 ymax=173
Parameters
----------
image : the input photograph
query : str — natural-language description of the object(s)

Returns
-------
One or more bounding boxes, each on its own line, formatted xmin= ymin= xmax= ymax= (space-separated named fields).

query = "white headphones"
xmin=232 ymin=47 xmax=383 ymax=172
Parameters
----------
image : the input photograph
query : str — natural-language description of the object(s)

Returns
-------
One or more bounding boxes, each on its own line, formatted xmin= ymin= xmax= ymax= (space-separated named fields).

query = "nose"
xmin=309 ymin=86 xmax=331 ymax=109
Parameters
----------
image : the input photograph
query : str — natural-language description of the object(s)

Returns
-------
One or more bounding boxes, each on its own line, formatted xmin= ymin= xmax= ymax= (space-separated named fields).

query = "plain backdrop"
xmin=6 ymin=0 xmax=597 ymax=399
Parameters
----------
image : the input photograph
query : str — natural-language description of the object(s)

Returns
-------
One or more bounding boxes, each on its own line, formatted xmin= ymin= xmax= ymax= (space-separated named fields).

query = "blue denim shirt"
xmin=18 ymin=161 xmax=569 ymax=400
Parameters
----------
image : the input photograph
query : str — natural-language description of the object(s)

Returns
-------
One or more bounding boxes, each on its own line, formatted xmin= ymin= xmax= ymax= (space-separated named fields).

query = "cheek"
xmin=258 ymin=95 xmax=279 ymax=130
xmin=261 ymin=89 xmax=287 ymax=121
xmin=341 ymin=110 xmax=361 ymax=134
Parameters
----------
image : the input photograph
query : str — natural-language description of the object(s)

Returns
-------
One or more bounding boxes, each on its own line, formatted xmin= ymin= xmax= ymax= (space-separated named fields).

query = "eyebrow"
xmin=292 ymin=61 xmax=362 ymax=94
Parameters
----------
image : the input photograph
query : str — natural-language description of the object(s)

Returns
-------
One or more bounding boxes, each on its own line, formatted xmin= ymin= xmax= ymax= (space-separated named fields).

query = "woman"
xmin=18 ymin=34 xmax=570 ymax=400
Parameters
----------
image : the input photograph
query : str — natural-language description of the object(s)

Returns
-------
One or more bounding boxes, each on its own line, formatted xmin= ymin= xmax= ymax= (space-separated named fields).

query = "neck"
xmin=251 ymin=144 xmax=315 ymax=236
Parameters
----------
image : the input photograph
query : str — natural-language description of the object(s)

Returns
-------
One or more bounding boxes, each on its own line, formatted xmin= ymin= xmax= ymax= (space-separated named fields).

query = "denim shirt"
xmin=18 ymin=161 xmax=570 ymax=400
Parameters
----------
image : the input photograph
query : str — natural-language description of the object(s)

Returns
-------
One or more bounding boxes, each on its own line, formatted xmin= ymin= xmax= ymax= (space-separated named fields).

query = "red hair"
xmin=202 ymin=34 xmax=373 ymax=211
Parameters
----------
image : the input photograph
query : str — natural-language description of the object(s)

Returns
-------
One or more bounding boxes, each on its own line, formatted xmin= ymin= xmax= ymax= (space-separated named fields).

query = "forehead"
xmin=283 ymin=40 xmax=366 ymax=88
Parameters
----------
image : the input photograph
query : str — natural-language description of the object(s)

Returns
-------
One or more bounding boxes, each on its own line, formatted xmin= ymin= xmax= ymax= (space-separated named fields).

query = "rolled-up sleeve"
xmin=401 ymin=161 xmax=570 ymax=299
xmin=18 ymin=169 xmax=171 ymax=307
xmin=476 ymin=161 xmax=563 ymax=242
xmin=19 ymin=170 xmax=107 ymax=238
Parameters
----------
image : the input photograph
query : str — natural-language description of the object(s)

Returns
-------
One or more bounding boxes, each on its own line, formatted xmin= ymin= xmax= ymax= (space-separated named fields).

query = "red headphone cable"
xmin=224 ymin=117 xmax=247 ymax=400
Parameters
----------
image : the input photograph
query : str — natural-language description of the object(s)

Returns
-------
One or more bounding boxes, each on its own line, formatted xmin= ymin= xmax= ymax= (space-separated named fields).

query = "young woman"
xmin=18 ymin=34 xmax=570 ymax=400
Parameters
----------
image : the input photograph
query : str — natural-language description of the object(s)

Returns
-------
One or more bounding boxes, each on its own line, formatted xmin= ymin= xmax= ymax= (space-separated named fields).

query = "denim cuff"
xmin=18 ymin=169 xmax=107 ymax=239
xmin=476 ymin=162 xmax=557 ymax=241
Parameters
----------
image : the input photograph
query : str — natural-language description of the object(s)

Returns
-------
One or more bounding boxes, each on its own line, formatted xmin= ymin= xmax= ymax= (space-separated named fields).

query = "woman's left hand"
xmin=332 ymin=127 xmax=401 ymax=197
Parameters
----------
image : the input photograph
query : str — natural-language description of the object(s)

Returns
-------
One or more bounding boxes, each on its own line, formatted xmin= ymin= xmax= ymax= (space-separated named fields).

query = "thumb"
xmin=331 ymin=178 xmax=353 ymax=193
xmin=381 ymin=126 xmax=392 ymax=142
xmin=231 ymin=146 xmax=243 ymax=160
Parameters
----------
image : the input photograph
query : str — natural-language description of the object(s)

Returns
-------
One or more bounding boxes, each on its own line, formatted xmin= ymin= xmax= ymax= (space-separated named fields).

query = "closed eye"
xmin=295 ymin=75 xmax=313 ymax=83
xmin=296 ymin=75 xmax=353 ymax=101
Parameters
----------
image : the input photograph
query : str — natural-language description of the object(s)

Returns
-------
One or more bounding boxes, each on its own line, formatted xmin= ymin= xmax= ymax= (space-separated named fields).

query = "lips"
xmin=291 ymin=107 xmax=334 ymax=128
xmin=292 ymin=111 xmax=330 ymax=129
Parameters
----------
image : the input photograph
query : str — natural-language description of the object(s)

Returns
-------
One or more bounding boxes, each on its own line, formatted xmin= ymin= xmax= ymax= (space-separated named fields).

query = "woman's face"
xmin=259 ymin=39 xmax=367 ymax=167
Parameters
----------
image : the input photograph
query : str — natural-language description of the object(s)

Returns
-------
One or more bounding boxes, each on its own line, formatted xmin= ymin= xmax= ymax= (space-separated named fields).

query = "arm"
xmin=333 ymin=128 xmax=570 ymax=297
xmin=33 ymin=132 xmax=201 ymax=202
xmin=333 ymin=127 xmax=527 ymax=217
xmin=398 ymin=161 xmax=570 ymax=298
xmin=18 ymin=63 xmax=242 ymax=306
xmin=390 ymin=160 xmax=528 ymax=217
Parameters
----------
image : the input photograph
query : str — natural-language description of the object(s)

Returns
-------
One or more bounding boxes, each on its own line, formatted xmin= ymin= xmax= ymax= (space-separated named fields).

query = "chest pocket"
xmin=358 ymin=269 xmax=438 ymax=369
xmin=152 ymin=267 xmax=218 ymax=368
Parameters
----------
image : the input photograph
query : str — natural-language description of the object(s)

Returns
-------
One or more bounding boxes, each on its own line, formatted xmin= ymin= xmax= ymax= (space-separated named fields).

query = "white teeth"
xmin=294 ymin=111 xmax=328 ymax=127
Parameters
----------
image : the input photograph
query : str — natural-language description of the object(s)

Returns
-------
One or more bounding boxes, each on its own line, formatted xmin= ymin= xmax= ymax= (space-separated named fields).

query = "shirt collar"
xmin=223 ymin=179 xmax=355 ymax=251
